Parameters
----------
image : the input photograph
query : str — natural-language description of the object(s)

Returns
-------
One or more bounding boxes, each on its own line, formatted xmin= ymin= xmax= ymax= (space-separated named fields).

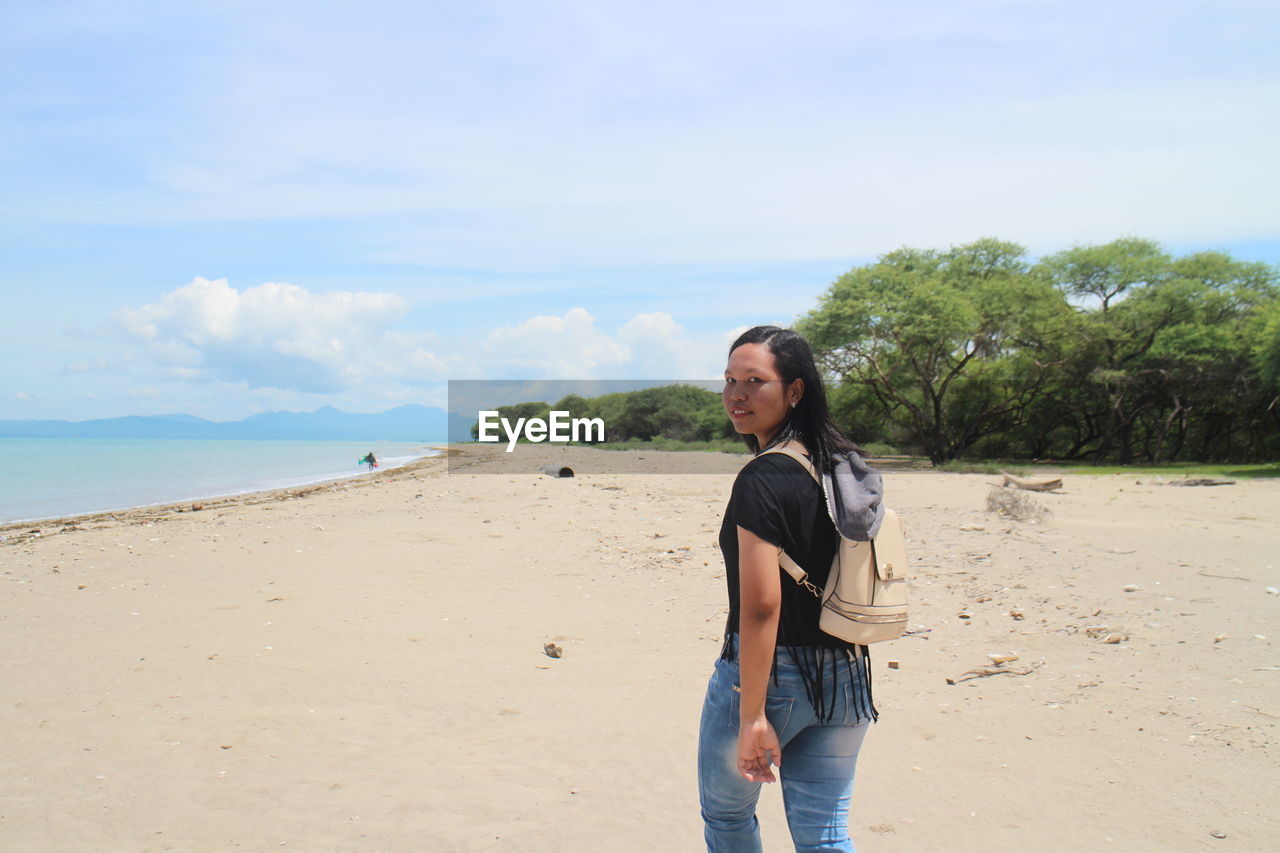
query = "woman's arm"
xmin=736 ymin=524 xmax=783 ymax=782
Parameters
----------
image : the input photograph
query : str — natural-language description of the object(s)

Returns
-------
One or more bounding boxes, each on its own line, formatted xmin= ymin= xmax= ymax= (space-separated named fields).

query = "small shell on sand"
xmin=1123 ymin=584 xmax=1143 ymax=592
xmin=987 ymin=652 xmax=1019 ymax=664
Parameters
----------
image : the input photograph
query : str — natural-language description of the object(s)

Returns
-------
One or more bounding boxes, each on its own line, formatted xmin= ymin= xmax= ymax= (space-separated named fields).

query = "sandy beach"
xmin=2 ymin=446 xmax=1277 ymax=851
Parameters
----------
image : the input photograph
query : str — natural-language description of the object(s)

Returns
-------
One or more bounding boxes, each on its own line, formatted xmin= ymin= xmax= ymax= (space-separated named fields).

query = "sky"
xmin=2 ymin=0 xmax=1277 ymax=422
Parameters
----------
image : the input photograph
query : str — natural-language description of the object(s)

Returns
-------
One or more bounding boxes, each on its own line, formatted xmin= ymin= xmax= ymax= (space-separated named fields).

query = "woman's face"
xmin=723 ymin=342 xmax=802 ymax=446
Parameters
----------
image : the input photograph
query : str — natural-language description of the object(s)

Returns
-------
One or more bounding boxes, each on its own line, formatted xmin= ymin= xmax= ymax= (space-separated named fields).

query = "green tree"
xmin=798 ymin=238 xmax=1070 ymax=464
xmin=582 ymin=392 xmax=631 ymax=442
xmin=552 ymin=393 xmax=590 ymax=413
xmin=1038 ymin=239 xmax=1174 ymax=462
xmin=468 ymin=400 xmax=549 ymax=440
xmin=1253 ymin=299 xmax=1280 ymax=440
xmin=1254 ymin=299 xmax=1280 ymax=387
xmin=1040 ymin=242 xmax=1278 ymax=462
xmin=611 ymin=384 xmax=726 ymax=442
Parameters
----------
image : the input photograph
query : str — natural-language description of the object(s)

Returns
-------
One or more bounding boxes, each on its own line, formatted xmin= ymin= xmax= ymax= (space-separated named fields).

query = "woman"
xmin=699 ymin=326 xmax=881 ymax=852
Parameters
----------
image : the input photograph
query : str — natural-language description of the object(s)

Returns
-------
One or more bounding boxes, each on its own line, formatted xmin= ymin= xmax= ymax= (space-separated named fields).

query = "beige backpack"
xmin=762 ymin=446 xmax=909 ymax=644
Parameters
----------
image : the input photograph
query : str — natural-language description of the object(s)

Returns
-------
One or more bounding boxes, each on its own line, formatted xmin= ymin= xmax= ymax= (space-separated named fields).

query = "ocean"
xmin=0 ymin=438 xmax=440 ymax=525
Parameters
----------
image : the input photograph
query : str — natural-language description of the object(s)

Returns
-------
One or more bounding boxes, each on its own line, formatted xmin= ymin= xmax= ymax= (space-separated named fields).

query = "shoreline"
xmin=0 ymin=446 xmax=445 ymax=534
xmin=0 ymin=450 xmax=450 ymax=540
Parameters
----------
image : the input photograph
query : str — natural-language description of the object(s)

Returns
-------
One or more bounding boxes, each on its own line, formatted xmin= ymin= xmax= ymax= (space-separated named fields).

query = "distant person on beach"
xmin=361 ymin=452 xmax=378 ymax=470
xmin=699 ymin=326 xmax=881 ymax=851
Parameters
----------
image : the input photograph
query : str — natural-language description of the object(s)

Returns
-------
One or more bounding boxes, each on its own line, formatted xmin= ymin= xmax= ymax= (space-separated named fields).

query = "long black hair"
xmin=728 ymin=325 xmax=859 ymax=473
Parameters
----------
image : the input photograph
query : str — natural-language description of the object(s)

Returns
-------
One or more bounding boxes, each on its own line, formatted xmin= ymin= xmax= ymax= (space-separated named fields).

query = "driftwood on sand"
xmin=946 ymin=659 xmax=1044 ymax=685
xmin=998 ymin=470 xmax=1063 ymax=492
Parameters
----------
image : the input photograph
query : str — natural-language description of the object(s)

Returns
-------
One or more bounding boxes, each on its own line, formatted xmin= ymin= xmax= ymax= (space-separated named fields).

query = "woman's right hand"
xmin=737 ymin=717 xmax=782 ymax=783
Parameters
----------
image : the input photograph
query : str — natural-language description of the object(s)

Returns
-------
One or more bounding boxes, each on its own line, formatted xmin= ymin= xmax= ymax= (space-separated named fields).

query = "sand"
xmin=1 ymin=446 xmax=1277 ymax=851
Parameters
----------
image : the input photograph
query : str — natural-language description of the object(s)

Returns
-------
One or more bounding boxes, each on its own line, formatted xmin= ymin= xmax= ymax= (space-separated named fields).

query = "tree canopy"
xmin=797 ymin=238 xmax=1071 ymax=463
xmin=801 ymin=238 xmax=1278 ymax=464
xmin=470 ymin=384 xmax=735 ymax=446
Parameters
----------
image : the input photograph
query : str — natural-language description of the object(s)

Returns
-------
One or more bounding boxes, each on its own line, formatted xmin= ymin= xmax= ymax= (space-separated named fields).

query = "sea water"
xmin=0 ymin=438 xmax=440 ymax=525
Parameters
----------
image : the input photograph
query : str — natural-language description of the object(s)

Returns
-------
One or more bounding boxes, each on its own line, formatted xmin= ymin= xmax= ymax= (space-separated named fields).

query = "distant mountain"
xmin=0 ymin=405 xmax=448 ymax=441
xmin=447 ymin=410 xmax=478 ymax=441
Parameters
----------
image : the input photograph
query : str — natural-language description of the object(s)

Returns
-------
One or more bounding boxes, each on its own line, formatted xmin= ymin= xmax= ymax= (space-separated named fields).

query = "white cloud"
xmin=478 ymin=308 xmax=629 ymax=377
xmin=618 ymin=312 xmax=725 ymax=377
xmin=115 ymin=283 xmax=730 ymax=401
xmin=477 ymin=307 xmax=725 ymax=378
xmin=117 ymin=277 xmax=439 ymax=393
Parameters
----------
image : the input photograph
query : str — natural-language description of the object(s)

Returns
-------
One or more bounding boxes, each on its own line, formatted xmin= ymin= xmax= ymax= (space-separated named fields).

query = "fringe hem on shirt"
xmin=719 ymin=633 xmax=878 ymax=724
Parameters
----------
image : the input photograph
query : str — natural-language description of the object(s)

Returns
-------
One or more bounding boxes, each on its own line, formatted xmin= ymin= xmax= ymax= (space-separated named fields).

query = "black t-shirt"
xmin=719 ymin=451 xmax=853 ymax=650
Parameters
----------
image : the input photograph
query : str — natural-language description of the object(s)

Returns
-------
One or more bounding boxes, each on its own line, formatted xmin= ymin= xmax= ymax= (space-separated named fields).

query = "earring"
xmin=790 ymin=401 xmax=797 ymax=408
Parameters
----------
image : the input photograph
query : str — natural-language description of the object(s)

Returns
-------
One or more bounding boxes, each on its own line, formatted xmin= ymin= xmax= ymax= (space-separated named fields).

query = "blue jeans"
xmin=698 ymin=649 xmax=871 ymax=852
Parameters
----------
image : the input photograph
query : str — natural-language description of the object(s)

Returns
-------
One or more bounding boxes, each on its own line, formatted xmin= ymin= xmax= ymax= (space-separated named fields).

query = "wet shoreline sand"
xmin=2 ymin=445 xmax=1276 ymax=850
xmin=0 ymin=445 xmax=440 ymax=532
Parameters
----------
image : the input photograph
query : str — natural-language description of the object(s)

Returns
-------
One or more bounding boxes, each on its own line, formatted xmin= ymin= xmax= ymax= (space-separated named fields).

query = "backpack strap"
xmin=758 ymin=444 xmax=820 ymax=484
xmin=757 ymin=445 xmax=824 ymax=599
xmin=779 ymin=550 xmax=823 ymax=598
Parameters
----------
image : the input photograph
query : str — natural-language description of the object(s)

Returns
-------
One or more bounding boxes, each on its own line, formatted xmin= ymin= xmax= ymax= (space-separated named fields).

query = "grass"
xmin=856 ymin=441 xmax=901 ymax=457
xmin=589 ymin=437 xmax=750 ymax=454
xmin=935 ymin=460 xmax=1026 ymax=475
xmin=938 ymin=459 xmax=1280 ymax=478
xmin=1032 ymin=460 xmax=1280 ymax=479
